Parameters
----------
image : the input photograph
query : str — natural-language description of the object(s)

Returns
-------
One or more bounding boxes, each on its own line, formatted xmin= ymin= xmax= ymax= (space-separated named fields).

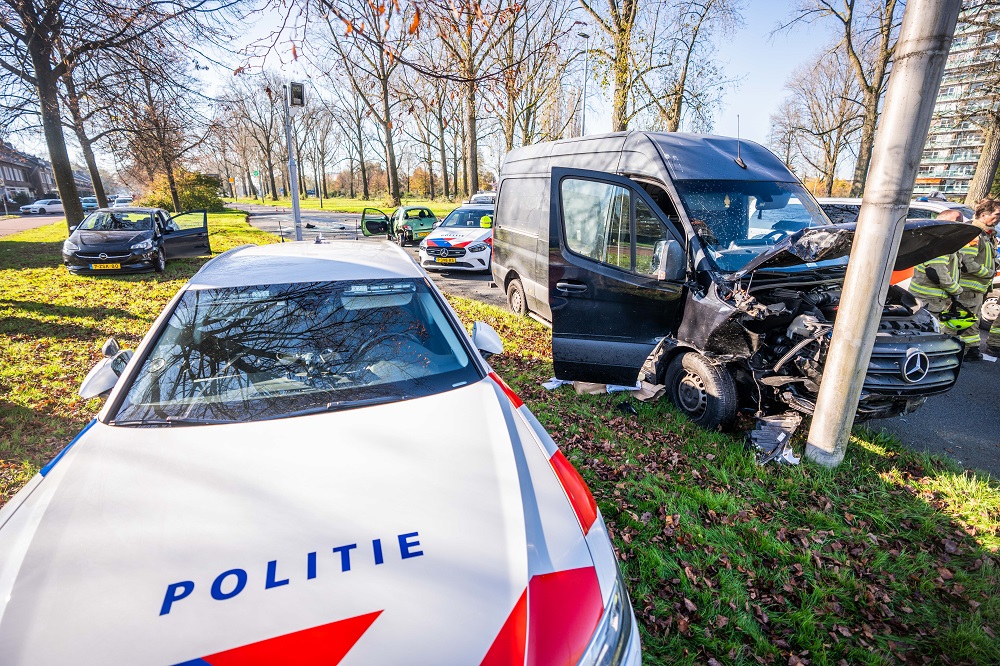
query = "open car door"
xmin=361 ymin=208 xmax=389 ymax=236
xmin=162 ymin=210 xmax=210 ymax=258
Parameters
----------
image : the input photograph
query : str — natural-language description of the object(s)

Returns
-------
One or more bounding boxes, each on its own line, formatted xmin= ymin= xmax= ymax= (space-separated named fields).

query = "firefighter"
xmin=957 ymin=197 xmax=999 ymax=359
xmin=908 ymin=209 xmax=965 ymax=336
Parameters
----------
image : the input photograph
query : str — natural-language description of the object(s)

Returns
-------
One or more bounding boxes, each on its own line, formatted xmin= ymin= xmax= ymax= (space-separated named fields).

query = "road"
xmin=0 ymin=213 xmax=64 ymax=238
xmin=235 ymin=203 xmax=506 ymax=307
xmin=875 ymin=350 xmax=1000 ymax=477
xmin=235 ymin=204 xmax=998 ymax=476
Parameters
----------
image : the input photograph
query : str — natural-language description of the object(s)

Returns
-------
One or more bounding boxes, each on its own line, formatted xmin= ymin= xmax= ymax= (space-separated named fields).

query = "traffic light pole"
xmin=282 ymin=84 xmax=304 ymax=242
xmin=805 ymin=0 xmax=961 ymax=467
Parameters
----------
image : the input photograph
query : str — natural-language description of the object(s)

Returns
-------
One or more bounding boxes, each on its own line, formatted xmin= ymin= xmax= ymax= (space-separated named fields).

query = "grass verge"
xmin=1 ymin=217 xmax=998 ymax=664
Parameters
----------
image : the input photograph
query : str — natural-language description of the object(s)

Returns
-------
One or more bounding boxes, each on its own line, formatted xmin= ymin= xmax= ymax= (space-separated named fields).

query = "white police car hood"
xmin=424 ymin=225 xmax=492 ymax=248
xmin=0 ymin=379 xmax=587 ymax=664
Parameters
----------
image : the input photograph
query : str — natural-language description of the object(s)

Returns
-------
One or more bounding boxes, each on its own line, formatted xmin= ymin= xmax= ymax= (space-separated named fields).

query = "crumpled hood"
xmin=74 ymin=229 xmax=152 ymax=249
xmin=736 ymin=220 xmax=980 ymax=275
xmin=425 ymin=227 xmax=492 ymax=247
xmin=0 ymin=381 xmax=532 ymax=664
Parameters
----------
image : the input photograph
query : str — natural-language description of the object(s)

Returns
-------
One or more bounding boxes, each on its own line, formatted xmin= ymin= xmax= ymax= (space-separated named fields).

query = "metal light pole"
xmin=805 ymin=0 xmax=961 ymax=468
xmin=282 ymin=83 xmax=304 ymax=241
xmin=579 ymin=31 xmax=590 ymax=136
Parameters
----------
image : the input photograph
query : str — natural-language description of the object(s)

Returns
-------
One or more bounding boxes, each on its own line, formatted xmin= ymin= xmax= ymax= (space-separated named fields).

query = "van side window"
xmin=497 ymin=177 xmax=547 ymax=235
xmin=561 ymin=178 xmax=632 ymax=269
xmin=635 ymin=200 xmax=671 ymax=276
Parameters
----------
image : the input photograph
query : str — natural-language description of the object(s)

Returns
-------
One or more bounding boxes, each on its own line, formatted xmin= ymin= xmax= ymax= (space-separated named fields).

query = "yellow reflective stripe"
xmin=960 ymin=279 xmax=990 ymax=291
xmin=909 ymin=282 xmax=949 ymax=298
xmin=960 ymin=333 xmax=982 ymax=345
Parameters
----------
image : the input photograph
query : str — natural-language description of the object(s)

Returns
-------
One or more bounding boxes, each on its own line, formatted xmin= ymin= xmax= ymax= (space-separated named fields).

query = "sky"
xmin=12 ymin=1 xmax=838 ymax=172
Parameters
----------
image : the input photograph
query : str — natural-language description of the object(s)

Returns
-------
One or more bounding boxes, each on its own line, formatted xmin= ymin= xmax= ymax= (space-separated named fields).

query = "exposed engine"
xmin=725 ymin=283 xmax=953 ymax=420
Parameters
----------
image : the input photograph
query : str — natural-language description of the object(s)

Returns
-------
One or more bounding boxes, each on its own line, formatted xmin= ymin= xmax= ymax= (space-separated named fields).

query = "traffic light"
xmin=290 ymin=82 xmax=305 ymax=108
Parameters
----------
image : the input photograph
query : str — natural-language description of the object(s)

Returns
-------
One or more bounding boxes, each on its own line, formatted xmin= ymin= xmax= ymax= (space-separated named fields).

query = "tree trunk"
xmin=267 ymin=160 xmax=278 ymax=201
xmin=77 ymin=131 xmax=108 ymax=208
xmin=381 ymin=81 xmax=401 ymax=206
xmin=163 ymin=159 xmax=182 ymax=212
xmin=460 ymin=114 xmax=469 ymax=197
xmin=427 ymin=144 xmax=436 ymax=200
xmin=348 ymin=154 xmax=356 ymax=198
xmin=465 ymin=78 xmax=480 ymax=195
xmin=29 ymin=48 xmax=83 ymax=229
xmin=966 ymin=115 xmax=1000 ymax=205
xmin=437 ymin=111 xmax=450 ymax=199
xmin=850 ymin=87 xmax=881 ymax=197
xmin=611 ymin=29 xmax=632 ymax=132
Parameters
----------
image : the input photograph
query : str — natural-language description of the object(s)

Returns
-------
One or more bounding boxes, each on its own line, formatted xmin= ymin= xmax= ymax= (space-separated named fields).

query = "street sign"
xmin=252 ymin=170 xmax=260 ymax=177
xmin=228 ymin=177 xmax=235 ymax=183
xmin=290 ymin=82 xmax=305 ymax=107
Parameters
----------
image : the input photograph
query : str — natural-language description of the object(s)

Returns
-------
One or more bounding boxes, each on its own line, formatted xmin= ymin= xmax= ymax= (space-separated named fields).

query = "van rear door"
xmin=550 ymin=168 xmax=686 ymax=385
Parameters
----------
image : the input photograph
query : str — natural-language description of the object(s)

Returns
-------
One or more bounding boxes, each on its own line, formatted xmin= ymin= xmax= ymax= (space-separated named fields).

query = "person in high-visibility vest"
xmin=909 ymin=210 xmax=965 ymax=336
xmin=957 ymin=198 xmax=999 ymax=359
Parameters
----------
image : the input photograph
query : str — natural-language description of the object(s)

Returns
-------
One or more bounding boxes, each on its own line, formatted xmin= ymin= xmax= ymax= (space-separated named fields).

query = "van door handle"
xmin=556 ymin=281 xmax=588 ymax=294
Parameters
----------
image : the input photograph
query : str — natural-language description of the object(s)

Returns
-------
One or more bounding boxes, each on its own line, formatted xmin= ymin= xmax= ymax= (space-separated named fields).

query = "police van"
xmin=491 ymin=132 xmax=976 ymax=427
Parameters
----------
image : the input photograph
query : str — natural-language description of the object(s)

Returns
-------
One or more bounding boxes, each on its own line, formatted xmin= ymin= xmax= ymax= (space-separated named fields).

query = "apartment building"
xmin=915 ymin=7 xmax=1000 ymax=198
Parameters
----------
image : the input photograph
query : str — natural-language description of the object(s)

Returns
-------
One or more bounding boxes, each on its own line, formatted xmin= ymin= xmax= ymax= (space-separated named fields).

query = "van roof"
xmin=501 ymin=131 xmax=795 ymax=184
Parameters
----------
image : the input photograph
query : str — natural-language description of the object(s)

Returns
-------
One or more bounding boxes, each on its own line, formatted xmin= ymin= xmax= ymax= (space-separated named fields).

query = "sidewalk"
xmin=0 ymin=214 xmax=64 ymax=238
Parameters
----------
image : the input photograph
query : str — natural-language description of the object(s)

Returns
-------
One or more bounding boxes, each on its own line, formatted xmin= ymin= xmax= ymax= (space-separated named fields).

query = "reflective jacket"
xmin=910 ymin=252 xmax=962 ymax=299
xmin=958 ymin=232 xmax=997 ymax=293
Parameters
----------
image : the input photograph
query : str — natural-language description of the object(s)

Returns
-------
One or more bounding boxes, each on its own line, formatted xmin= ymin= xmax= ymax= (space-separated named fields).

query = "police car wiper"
xmin=112 ymin=417 xmax=237 ymax=427
xmin=274 ymin=395 xmax=408 ymax=420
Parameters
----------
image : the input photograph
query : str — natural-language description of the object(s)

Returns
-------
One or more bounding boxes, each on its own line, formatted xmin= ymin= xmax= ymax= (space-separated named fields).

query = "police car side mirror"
xmin=80 ymin=349 xmax=133 ymax=399
xmin=471 ymin=321 xmax=504 ymax=360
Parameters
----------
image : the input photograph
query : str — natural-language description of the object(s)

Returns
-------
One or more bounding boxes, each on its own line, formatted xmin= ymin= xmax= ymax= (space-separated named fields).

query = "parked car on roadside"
xmin=419 ymin=203 xmax=495 ymax=272
xmin=61 ymin=207 xmax=210 ymax=274
xmin=0 ymin=240 xmax=641 ymax=665
xmin=112 ymin=196 xmax=134 ymax=208
xmin=492 ymin=132 xmax=978 ymax=427
xmin=817 ymin=197 xmax=974 ymax=224
xmin=21 ymin=199 xmax=63 ymax=215
xmin=469 ymin=191 xmax=497 ymax=205
xmin=81 ymin=197 xmax=99 ymax=212
xmin=360 ymin=205 xmax=437 ymax=246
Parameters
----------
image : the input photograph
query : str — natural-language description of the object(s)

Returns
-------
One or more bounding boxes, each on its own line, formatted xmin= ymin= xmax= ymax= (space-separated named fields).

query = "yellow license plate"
xmin=435 ymin=257 xmax=457 ymax=264
xmin=416 ymin=231 xmax=429 ymax=239
xmin=91 ymin=263 xmax=121 ymax=270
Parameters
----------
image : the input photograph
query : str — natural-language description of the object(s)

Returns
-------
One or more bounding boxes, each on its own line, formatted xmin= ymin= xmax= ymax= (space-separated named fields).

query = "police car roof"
xmin=187 ymin=240 xmax=422 ymax=290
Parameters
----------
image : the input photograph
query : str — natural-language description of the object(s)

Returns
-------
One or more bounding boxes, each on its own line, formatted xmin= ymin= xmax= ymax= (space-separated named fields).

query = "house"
xmin=0 ymin=142 xmax=37 ymax=203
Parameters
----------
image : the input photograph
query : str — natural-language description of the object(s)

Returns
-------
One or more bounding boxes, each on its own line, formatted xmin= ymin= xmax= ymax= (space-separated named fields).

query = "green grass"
xmin=2 ymin=217 xmax=998 ymax=664
xmin=225 ymin=196 xmax=460 ymax=218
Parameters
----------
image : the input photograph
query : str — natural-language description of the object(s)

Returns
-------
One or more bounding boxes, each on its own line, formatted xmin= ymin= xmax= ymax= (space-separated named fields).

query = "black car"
xmin=62 ymin=208 xmax=211 ymax=274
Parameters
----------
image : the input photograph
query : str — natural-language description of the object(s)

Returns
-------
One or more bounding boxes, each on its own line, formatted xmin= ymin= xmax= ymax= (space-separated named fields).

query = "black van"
xmin=491 ymin=132 xmax=976 ymax=428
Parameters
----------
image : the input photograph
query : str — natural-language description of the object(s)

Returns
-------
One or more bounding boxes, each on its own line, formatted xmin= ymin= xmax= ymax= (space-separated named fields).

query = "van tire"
xmin=665 ymin=352 xmax=737 ymax=429
xmin=507 ymin=278 xmax=527 ymax=316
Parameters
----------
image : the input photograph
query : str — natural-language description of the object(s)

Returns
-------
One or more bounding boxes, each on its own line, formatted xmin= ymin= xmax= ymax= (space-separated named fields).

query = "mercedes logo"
xmin=99 ymin=253 xmax=108 ymax=260
xmin=901 ymin=348 xmax=930 ymax=383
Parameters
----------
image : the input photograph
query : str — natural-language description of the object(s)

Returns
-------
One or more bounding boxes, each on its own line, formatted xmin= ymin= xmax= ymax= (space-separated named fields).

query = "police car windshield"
xmin=440 ymin=207 xmax=493 ymax=228
xmin=672 ymin=180 xmax=833 ymax=272
xmin=113 ymin=279 xmax=480 ymax=424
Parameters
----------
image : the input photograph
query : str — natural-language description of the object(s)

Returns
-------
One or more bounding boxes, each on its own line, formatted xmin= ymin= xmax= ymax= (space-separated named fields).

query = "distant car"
xmin=22 ymin=199 xmax=63 ymax=215
xmin=817 ymin=197 xmax=974 ymax=224
xmin=112 ymin=196 xmax=134 ymax=208
xmin=61 ymin=207 xmax=210 ymax=274
xmin=419 ymin=204 xmax=495 ymax=272
xmin=81 ymin=197 xmax=99 ymax=212
xmin=360 ymin=205 xmax=437 ymax=246
xmin=0 ymin=240 xmax=642 ymax=665
xmin=469 ymin=191 xmax=497 ymax=205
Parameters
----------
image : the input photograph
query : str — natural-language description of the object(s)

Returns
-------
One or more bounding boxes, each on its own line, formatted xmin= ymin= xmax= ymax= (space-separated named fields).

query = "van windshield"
xmin=672 ymin=180 xmax=833 ymax=272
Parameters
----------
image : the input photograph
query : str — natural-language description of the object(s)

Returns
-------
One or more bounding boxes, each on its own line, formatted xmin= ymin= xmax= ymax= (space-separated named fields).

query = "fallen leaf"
xmin=683 ymin=598 xmax=697 ymax=613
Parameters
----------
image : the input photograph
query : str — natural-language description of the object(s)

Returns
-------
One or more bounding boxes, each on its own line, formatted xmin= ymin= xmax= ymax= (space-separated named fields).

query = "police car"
xmin=0 ymin=240 xmax=641 ymax=665
xmin=419 ymin=203 xmax=495 ymax=272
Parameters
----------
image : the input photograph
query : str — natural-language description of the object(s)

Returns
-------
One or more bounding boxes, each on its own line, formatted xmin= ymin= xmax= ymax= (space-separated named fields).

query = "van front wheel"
xmin=665 ymin=352 xmax=737 ymax=429
xmin=507 ymin=278 xmax=527 ymax=316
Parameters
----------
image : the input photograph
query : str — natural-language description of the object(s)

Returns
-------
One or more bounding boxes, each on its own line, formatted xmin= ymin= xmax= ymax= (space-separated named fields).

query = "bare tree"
xmin=768 ymin=97 xmax=806 ymax=175
xmin=222 ymin=72 xmax=285 ymax=201
xmin=0 ymin=0 xmax=239 ymax=226
xmin=782 ymin=50 xmax=862 ymax=196
xmin=780 ymin=0 xmax=903 ymax=196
